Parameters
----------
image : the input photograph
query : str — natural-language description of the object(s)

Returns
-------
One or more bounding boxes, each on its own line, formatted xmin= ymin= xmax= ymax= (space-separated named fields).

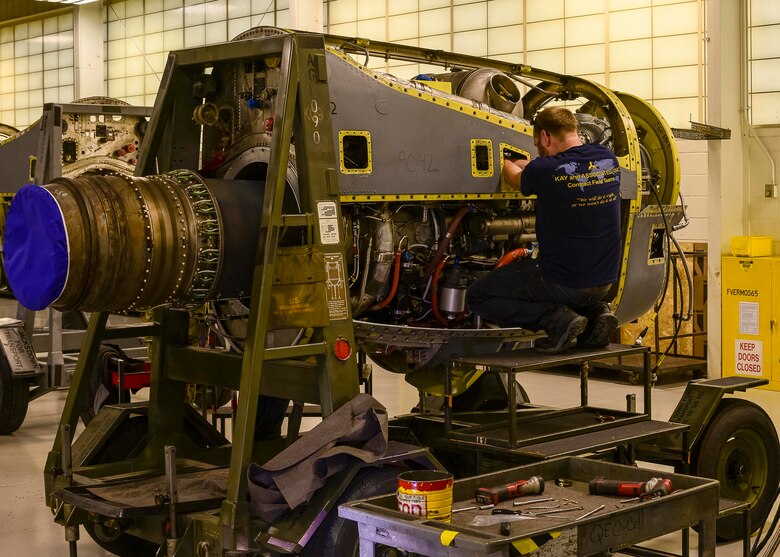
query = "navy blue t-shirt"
xmin=520 ymin=143 xmax=621 ymax=288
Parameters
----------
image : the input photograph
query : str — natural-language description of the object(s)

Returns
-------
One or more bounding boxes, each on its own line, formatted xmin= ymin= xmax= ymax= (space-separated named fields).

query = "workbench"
xmin=339 ymin=457 xmax=719 ymax=557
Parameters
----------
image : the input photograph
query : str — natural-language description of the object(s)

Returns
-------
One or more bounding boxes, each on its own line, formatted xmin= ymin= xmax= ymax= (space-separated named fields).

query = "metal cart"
xmin=340 ymin=456 xmax=719 ymax=557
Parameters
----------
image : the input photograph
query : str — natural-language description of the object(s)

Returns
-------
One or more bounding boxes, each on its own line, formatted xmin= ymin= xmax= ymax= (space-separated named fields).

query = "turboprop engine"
xmin=3 ymin=28 xmax=682 ymax=385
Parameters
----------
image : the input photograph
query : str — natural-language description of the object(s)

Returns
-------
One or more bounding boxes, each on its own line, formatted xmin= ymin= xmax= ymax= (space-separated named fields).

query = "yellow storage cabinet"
xmin=722 ymin=256 xmax=780 ymax=390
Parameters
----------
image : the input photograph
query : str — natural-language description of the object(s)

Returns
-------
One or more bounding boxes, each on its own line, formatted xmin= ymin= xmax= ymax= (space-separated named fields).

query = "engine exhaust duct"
xmin=5 ymin=171 xmax=264 ymax=312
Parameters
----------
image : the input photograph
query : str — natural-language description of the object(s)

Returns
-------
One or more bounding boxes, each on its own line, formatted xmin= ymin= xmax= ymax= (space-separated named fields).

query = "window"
xmin=324 ymin=0 xmax=705 ymax=128
xmin=105 ymin=0 xmax=290 ymax=106
xmin=0 ymin=13 xmax=74 ymax=128
xmin=748 ymin=0 xmax=780 ymax=124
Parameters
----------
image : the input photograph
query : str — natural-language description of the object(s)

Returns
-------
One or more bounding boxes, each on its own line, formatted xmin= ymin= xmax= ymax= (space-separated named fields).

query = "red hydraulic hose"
xmin=423 ymin=205 xmax=473 ymax=278
xmin=495 ymin=247 xmax=532 ymax=269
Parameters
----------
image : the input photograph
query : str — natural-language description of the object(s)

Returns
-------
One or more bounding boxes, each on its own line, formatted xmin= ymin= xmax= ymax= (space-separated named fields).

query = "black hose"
xmin=751 ymin=486 xmax=780 ymax=556
xmin=648 ymin=177 xmax=693 ymax=322
xmin=640 ymin=177 xmax=691 ymax=370
xmin=653 ymin=259 xmax=685 ymax=372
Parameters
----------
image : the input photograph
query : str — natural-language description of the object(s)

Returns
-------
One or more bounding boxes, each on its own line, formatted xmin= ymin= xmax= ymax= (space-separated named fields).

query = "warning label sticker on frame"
xmin=317 ymin=201 xmax=340 ymax=244
xmin=735 ymin=339 xmax=763 ymax=376
xmin=324 ymin=253 xmax=349 ymax=320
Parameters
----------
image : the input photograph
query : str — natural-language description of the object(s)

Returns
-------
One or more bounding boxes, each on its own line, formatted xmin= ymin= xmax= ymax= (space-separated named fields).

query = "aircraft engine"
xmin=3 ymin=27 xmax=682 ymax=379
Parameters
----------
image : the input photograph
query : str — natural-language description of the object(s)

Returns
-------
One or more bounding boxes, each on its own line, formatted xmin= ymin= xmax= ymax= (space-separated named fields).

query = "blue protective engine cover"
xmin=5 ymin=185 xmax=69 ymax=311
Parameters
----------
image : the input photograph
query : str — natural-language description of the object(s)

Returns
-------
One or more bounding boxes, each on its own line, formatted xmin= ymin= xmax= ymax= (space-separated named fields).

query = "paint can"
xmin=397 ymin=470 xmax=454 ymax=523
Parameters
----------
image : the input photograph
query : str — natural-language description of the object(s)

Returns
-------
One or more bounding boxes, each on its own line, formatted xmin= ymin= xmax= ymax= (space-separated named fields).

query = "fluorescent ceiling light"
xmin=35 ymin=0 xmax=100 ymax=4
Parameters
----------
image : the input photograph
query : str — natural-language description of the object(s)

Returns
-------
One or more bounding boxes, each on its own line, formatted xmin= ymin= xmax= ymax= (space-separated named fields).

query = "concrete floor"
xmin=2 ymin=353 xmax=778 ymax=555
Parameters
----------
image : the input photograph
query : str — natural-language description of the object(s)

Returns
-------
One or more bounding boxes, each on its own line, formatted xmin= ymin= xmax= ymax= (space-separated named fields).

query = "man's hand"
xmin=502 ymin=158 xmax=529 ymax=190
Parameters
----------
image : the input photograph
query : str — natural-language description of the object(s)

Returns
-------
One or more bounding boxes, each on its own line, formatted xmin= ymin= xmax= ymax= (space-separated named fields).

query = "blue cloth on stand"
xmin=5 ymin=184 xmax=69 ymax=310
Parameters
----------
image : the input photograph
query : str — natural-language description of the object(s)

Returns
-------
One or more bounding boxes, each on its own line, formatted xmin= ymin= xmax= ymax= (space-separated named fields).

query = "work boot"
xmin=577 ymin=302 xmax=618 ymax=348
xmin=535 ymin=308 xmax=588 ymax=354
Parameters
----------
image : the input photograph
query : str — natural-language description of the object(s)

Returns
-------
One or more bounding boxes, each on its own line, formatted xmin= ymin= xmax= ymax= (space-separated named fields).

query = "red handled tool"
xmin=476 ymin=475 xmax=544 ymax=505
xmin=589 ymin=477 xmax=672 ymax=500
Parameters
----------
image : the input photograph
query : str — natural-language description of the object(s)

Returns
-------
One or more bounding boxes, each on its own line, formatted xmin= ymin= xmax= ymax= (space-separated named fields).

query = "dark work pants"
xmin=466 ymin=258 xmax=610 ymax=332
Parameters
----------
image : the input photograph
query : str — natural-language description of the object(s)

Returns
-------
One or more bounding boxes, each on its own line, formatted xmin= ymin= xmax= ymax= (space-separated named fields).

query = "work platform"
xmin=340 ymin=456 xmax=719 ymax=557
xmin=396 ymin=343 xmax=691 ymax=473
xmin=590 ymin=353 xmax=707 ymax=384
xmin=449 ymin=343 xmax=654 ymax=429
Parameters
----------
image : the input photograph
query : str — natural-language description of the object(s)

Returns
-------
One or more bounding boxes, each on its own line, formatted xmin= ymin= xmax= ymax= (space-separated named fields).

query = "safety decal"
xmin=317 ymin=201 xmax=340 ymax=244
xmin=324 ymin=253 xmax=349 ymax=320
xmin=510 ymin=530 xmax=561 ymax=555
xmin=440 ymin=530 xmax=459 ymax=546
